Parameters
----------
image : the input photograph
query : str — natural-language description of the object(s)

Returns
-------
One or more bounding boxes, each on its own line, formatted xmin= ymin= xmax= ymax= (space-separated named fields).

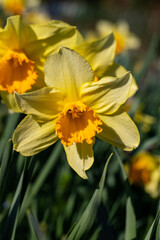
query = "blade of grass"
xmin=67 ymin=153 xmax=113 ymax=240
xmin=144 ymin=209 xmax=160 ymax=240
xmin=112 ymin=147 xmax=128 ymax=181
xmin=27 ymin=209 xmax=49 ymax=240
xmin=19 ymin=141 xmax=62 ymax=221
xmin=0 ymin=113 xmax=19 ymax=163
xmin=156 ymin=215 xmax=160 ymax=240
xmin=125 ymin=197 xmax=137 ymax=240
xmin=1 ymin=156 xmax=28 ymax=240
xmin=112 ymin=146 xmax=137 ymax=240
xmin=0 ymin=139 xmax=13 ymax=199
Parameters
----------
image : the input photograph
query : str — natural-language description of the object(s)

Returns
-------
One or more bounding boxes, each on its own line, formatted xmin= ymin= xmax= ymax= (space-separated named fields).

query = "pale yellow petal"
xmin=30 ymin=19 xmax=83 ymax=43
xmin=104 ymin=62 xmax=138 ymax=97
xmin=63 ymin=141 xmax=94 ymax=179
xmin=13 ymin=115 xmax=58 ymax=156
xmin=44 ymin=47 xmax=94 ymax=101
xmin=117 ymin=20 xmax=129 ymax=33
xmin=96 ymin=20 xmax=114 ymax=36
xmin=116 ymin=21 xmax=140 ymax=50
xmin=15 ymin=87 xmax=65 ymax=121
xmin=26 ymin=20 xmax=83 ymax=58
xmin=81 ymin=72 xmax=132 ymax=114
xmin=0 ymin=15 xmax=36 ymax=50
xmin=125 ymin=33 xmax=141 ymax=49
xmin=97 ymin=107 xmax=140 ymax=151
xmin=73 ymin=33 xmax=116 ymax=77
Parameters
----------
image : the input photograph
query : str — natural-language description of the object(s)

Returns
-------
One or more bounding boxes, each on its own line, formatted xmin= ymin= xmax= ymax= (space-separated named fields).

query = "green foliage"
xmin=67 ymin=153 xmax=113 ymax=239
xmin=144 ymin=210 xmax=160 ymax=240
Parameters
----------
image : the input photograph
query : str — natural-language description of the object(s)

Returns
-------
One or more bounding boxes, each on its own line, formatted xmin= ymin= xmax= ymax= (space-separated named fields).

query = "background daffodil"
xmin=126 ymin=151 xmax=160 ymax=198
xmin=13 ymin=47 xmax=140 ymax=179
xmin=0 ymin=15 xmax=82 ymax=111
xmin=96 ymin=19 xmax=141 ymax=55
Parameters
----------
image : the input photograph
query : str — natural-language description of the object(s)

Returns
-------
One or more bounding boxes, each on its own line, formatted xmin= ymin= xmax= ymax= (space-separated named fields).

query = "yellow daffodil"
xmin=0 ymin=16 xmax=138 ymax=112
xmin=127 ymin=151 xmax=160 ymax=198
xmin=13 ymin=47 xmax=140 ymax=179
xmin=0 ymin=15 xmax=82 ymax=111
xmin=96 ymin=19 xmax=141 ymax=55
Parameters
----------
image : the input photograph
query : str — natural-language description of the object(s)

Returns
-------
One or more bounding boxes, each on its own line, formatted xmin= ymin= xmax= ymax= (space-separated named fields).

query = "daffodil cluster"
xmin=0 ymin=16 xmax=138 ymax=112
xmin=0 ymin=16 xmax=140 ymax=178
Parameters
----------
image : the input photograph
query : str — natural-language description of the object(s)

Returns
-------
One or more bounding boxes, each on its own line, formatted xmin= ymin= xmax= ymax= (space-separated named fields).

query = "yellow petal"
xmin=13 ymin=115 xmax=58 ymax=156
xmin=63 ymin=141 xmax=94 ymax=179
xmin=0 ymin=15 xmax=36 ymax=50
xmin=96 ymin=20 xmax=113 ymax=36
xmin=73 ymin=33 xmax=116 ymax=77
xmin=81 ymin=72 xmax=132 ymax=114
xmin=97 ymin=107 xmax=140 ymax=151
xmin=30 ymin=19 xmax=83 ymax=42
xmin=104 ymin=62 xmax=138 ymax=97
xmin=125 ymin=33 xmax=141 ymax=50
xmin=26 ymin=19 xmax=83 ymax=58
xmin=15 ymin=87 xmax=65 ymax=121
xmin=44 ymin=47 xmax=94 ymax=101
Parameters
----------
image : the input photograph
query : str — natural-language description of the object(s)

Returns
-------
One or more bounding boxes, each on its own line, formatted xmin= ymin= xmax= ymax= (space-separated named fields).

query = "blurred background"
xmin=0 ymin=0 xmax=160 ymax=240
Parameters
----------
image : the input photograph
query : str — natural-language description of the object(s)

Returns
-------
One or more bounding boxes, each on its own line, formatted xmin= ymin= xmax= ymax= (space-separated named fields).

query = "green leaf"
xmin=19 ymin=141 xmax=62 ymax=221
xmin=112 ymin=147 xmax=137 ymax=239
xmin=156 ymin=215 xmax=160 ymax=240
xmin=1 ymin=156 xmax=27 ymax=240
xmin=0 ymin=139 xmax=13 ymax=196
xmin=144 ymin=209 xmax=160 ymax=240
xmin=27 ymin=209 xmax=49 ymax=240
xmin=0 ymin=113 xmax=19 ymax=163
xmin=89 ymin=227 xmax=101 ymax=240
xmin=67 ymin=153 xmax=113 ymax=240
xmin=112 ymin=146 xmax=128 ymax=181
xmin=125 ymin=197 xmax=137 ymax=240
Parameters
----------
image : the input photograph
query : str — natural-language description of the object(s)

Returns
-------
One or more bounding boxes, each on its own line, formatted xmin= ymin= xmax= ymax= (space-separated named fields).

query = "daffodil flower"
xmin=0 ymin=15 xmax=82 ymax=111
xmin=13 ymin=47 xmax=140 ymax=179
xmin=127 ymin=151 xmax=160 ymax=198
xmin=96 ymin=19 xmax=141 ymax=55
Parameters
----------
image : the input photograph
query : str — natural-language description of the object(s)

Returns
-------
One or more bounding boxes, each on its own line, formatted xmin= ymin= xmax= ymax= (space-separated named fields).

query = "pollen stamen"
xmin=56 ymin=101 xmax=103 ymax=146
xmin=0 ymin=50 xmax=38 ymax=94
